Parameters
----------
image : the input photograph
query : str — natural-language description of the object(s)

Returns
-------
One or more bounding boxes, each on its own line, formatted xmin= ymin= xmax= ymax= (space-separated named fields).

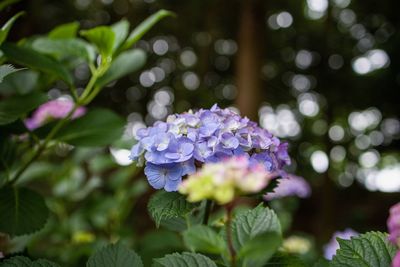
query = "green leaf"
xmin=238 ymin=232 xmax=282 ymax=267
xmin=0 ymin=0 xmax=21 ymax=12
xmin=0 ymin=11 xmax=25 ymax=45
xmin=86 ymin=243 xmax=143 ymax=267
xmin=0 ymin=91 xmax=47 ymax=125
xmin=153 ymin=252 xmax=217 ymax=267
xmin=0 ymin=64 xmax=21 ymax=82
xmin=48 ymin=21 xmax=79 ymax=39
xmin=0 ymin=69 xmax=39 ymax=95
xmin=148 ymin=191 xmax=196 ymax=228
xmin=122 ymin=10 xmax=175 ymax=50
xmin=269 ymin=252 xmax=309 ymax=267
xmin=0 ymin=186 xmax=49 ymax=236
xmin=80 ymin=26 xmax=115 ymax=58
xmin=0 ymin=256 xmax=60 ymax=267
xmin=95 ymin=49 xmax=146 ymax=88
xmin=32 ymin=37 xmax=95 ymax=63
xmin=54 ymin=108 xmax=125 ymax=147
xmin=232 ymin=205 xmax=281 ymax=252
xmin=0 ymin=43 xmax=74 ymax=85
xmin=183 ymin=225 xmax=226 ymax=254
xmin=111 ymin=19 xmax=129 ymax=52
xmin=331 ymin=231 xmax=397 ymax=267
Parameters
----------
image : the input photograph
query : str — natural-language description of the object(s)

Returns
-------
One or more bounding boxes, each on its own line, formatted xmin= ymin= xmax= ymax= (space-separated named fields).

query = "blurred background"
xmin=1 ymin=0 xmax=399 ymax=265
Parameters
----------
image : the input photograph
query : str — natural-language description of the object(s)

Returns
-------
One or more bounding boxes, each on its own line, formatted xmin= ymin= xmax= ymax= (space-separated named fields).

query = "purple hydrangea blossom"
xmin=388 ymin=202 xmax=400 ymax=246
xmin=130 ymin=104 xmax=291 ymax=191
xmin=264 ymin=174 xmax=311 ymax=200
xmin=25 ymin=98 xmax=86 ymax=130
xmin=393 ymin=251 xmax=400 ymax=267
xmin=323 ymin=228 xmax=358 ymax=260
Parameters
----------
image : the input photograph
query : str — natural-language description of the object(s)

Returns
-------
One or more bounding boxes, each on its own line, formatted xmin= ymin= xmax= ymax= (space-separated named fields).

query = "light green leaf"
xmin=0 ymin=186 xmax=49 ymax=236
xmin=238 ymin=232 xmax=282 ymax=267
xmin=148 ymin=191 xmax=196 ymax=228
xmin=183 ymin=225 xmax=226 ymax=254
xmin=0 ymin=91 xmax=47 ymax=125
xmin=0 ymin=11 xmax=25 ymax=45
xmin=152 ymin=252 xmax=217 ymax=267
xmin=54 ymin=108 xmax=125 ymax=147
xmin=122 ymin=10 xmax=175 ymax=50
xmin=0 ymin=43 xmax=74 ymax=85
xmin=231 ymin=205 xmax=281 ymax=252
xmin=95 ymin=49 xmax=146 ymax=88
xmin=80 ymin=26 xmax=115 ymax=58
xmin=0 ymin=256 xmax=60 ymax=266
xmin=111 ymin=19 xmax=129 ymax=52
xmin=0 ymin=0 xmax=21 ymax=12
xmin=32 ymin=37 xmax=95 ymax=63
xmin=331 ymin=231 xmax=397 ymax=267
xmin=0 ymin=64 xmax=21 ymax=83
xmin=48 ymin=21 xmax=79 ymax=39
xmin=86 ymin=243 xmax=143 ymax=267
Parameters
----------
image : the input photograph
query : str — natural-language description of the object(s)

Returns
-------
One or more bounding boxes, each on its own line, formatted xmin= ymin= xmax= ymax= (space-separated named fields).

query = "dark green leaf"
xmin=48 ymin=22 xmax=79 ymax=39
xmin=0 ymin=64 xmax=22 ymax=82
xmin=331 ymin=231 xmax=397 ymax=267
xmin=232 ymin=205 xmax=281 ymax=252
xmin=313 ymin=258 xmax=330 ymax=267
xmin=148 ymin=191 xmax=196 ymax=227
xmin=122 ymin=10 xmax=175 ymax=50
xmin=0 ymin=0 xmax=21 ymax=12
xmin=183 ymin=225 xmax=226 ymax=254
xmin=111 ymin=19 xmax=129 ymax=52
xmin=0 ymin=69 xmax=39 ymax=95
xmin=0 ymin=43 xmax=73 ymax=85
xmin=152 ymin=252 xmax=217 ymax=267
xmin=80 ymin=26 xmax=115 ymax=58
xmin=268 ymin=252 xmax=309 ymax=267
xmin=0 ymin=256 xmax=60 ymax=267
xmin=0 ymin=91 xmax=47 ymax=125
xmin=95 ymin=49 xmax=146 ymax=88
xmin=238 ymin=232 xmax=282 ymax=267
xmin=0 ymin=186 xmax=49 ymax=236
xmin=86 ymin=243 xmax=143 ymax=267
xmin=0 ymin=11 xmax=24 ymax=45
xmin=54 ymin=108 xmax=125 ymax=147
xmin=32 ymin=37 xmax=95 ymax=63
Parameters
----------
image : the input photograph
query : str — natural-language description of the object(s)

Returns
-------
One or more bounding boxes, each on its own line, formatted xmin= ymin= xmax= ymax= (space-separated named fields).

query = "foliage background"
xmin=1 ymin=0 xmax=399 ymax=265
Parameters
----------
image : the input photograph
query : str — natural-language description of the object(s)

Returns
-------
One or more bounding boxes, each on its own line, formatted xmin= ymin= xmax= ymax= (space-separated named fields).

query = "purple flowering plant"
xmin=130 ymin=104 xmax=291 ymax=191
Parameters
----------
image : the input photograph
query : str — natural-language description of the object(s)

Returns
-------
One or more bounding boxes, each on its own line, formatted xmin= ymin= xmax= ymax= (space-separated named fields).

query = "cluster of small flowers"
xmin=265 ymin=174 xmax=311 ymax=201
xmin=388 ymin=203 xmax=400 ymax=267
xmin=130 ymin=104 xmax=290 ymax=191
xmin=178 ymin=156 xmax=275 ymax=204
xmin=25 ymin=98 xmax=86 ymax=130
xmin=323 ymin=228 xmax=358 ymax=260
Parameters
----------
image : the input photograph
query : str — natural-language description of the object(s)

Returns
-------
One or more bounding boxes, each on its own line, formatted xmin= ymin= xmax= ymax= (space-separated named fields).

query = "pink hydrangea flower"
xmin=25 ymin=98 xmax=86 ymax=130
xmin=264 ymin=174 xmax=311 ymax=200
xmin=388 ymin=203 xmax=400 ymax=246
xmin=393 ymin=251 xmax=400 ymax=267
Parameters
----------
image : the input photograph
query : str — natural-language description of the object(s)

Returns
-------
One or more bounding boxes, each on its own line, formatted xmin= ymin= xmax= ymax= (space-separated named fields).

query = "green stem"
xmin=226 ymin=204 xmax=236 ymax=267
xmin=202 ymin=200 xmax=212 ymax=225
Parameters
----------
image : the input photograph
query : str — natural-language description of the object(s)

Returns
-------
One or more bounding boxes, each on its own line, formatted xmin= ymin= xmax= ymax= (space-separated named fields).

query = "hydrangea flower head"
xmin=178 ymin=156 xmax=275 ymax=204
xmin=25 ymin=98 xmax=86 ymax=130
xmin=323 ymin=228 xmax=358 ymax=260
xmin=264 ymin=174 xmax=311 ymax=200
xmin=130 ymin=104 xmax=291 ymax=191
xmin=388 ymin=202 xmax=400 ymax=247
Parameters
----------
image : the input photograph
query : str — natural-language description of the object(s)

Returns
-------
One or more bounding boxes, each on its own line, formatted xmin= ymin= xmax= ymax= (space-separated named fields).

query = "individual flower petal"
xmin=144 ymin=163 xmax=182 ymax=191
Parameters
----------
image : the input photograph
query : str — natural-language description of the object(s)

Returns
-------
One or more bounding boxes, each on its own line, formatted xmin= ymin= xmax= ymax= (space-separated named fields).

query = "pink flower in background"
xmin=393 ymin=251 xmax=400 ymax=267
xmin=0 ymin=251 xmax=3 ymax=259
xmin=323 ymin=228 xmax=358 ymax=260
xmin=25 ymin=98 xmax=86 ymax=130
xmin=388 ymin=203 xmax=400 ymax=246
xmin=264 ymin=174 xmax=311 ymax=200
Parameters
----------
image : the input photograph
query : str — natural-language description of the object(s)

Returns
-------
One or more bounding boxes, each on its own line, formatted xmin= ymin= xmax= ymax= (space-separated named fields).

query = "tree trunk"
xmin=235 ymin=0 xmax=265 ymax=121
